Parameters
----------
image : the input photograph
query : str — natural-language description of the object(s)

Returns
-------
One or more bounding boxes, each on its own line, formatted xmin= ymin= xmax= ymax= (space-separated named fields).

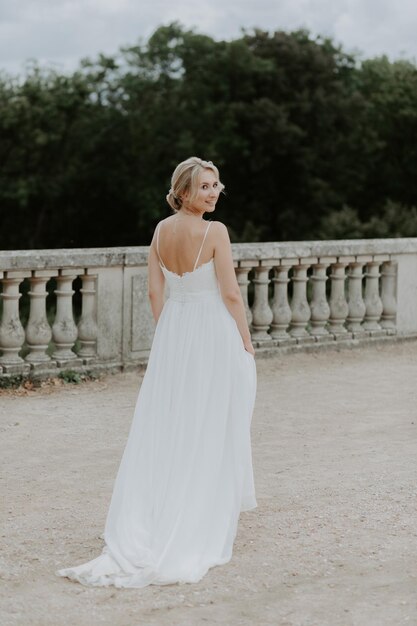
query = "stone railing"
xmin=1 ymin=238 xmax=417 ymax=378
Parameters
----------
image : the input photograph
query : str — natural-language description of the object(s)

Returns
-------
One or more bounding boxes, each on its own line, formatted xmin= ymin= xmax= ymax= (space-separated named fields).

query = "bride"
xmin=56 ymin=156 xmax=257 ymax=588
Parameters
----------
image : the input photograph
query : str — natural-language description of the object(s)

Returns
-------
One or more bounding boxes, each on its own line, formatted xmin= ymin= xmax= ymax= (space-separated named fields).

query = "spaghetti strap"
xmin=156 ymin=222 xmax=166 ymax=269
xmin=193 ymin=221 xmax=212 ymax=271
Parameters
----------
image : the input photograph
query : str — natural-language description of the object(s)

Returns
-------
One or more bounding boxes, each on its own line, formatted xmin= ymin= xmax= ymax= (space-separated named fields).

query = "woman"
xmin=56 ymin=156 xmax=257 ymax=588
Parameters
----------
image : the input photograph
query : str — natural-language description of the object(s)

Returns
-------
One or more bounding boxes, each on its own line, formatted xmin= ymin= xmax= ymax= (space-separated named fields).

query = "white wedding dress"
xmin=56 ymin=220 xmax=257 ymax=587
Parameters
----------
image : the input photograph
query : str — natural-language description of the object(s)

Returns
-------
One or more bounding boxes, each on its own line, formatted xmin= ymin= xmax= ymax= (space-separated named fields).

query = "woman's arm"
xmin=212 ymin=222 xmax=255 ymax=355
xmin=148 ymin=230 xmax=165 ymax=323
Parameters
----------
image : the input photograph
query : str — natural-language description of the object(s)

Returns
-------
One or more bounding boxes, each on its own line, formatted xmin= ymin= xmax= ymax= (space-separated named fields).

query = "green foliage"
xmin=0 ymin=374 xmax=25 ymax=389
xmin=318 ymin=201 xmax=417 ymax=239
xmin=58 ymin=369 xmax=96 ymax=384
xmin=58 ymin=370 xmax=82 ymax=384
xmin=1 ymin=23 xmax=417 ymax=248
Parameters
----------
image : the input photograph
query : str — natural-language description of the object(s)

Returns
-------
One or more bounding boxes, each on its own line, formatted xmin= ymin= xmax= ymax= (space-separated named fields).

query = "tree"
xmin=1 ymin=23 xmax=417 ymax=250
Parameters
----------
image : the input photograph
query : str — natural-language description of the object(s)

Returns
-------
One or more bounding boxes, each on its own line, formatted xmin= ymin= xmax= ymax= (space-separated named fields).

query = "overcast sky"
xmin=1 ymin=0 xmax=417 ymax=76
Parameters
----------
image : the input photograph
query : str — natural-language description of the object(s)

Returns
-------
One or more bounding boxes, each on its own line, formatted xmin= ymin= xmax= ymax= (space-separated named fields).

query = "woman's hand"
xmin=244 ymin=341 xmax=255 ymax=356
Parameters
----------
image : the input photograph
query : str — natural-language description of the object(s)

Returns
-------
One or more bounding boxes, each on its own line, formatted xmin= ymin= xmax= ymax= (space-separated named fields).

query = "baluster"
xmin=328 ymin=260 xmax=350 ymax=337
xmin=310 ymin=259 xmax=333 ymax=340
xmin=346 ymin=260 xmax=367 ymax=335
xmin=251 ymin=264 xmax=273 ymax=342
xmin=77 ymin=273 xmax=98 ymax=359
xmin=25 ymin=271 xmax=57 ymax=364
xmin=380 ymin=260 xmax=397 ymax=333
xmin=236 ymin=263 xmax=253 ymax=327
xmin=363 ymin=260 xmax=383 ymax=332
xmin=270 ymin=262 xmax=294 ymax=342
xmin=52 ymin=270 xmax=82 ymax=365
xmin=289 ymin=260 xmax=313 ymax=341
xmin=0 ymin=271 xmax=31 ymax=372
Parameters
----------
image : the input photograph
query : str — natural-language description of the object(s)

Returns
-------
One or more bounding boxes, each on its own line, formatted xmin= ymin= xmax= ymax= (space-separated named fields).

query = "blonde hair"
xmin=166 ymin=156 xmax=225 ymax=212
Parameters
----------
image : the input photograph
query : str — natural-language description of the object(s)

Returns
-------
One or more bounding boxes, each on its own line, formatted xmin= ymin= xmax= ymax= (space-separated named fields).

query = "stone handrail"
xmin=1 ymin=238 xmax=417 ymax=378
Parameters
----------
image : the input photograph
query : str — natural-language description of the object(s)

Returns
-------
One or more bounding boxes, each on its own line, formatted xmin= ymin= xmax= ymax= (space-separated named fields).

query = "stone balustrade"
xmin=1 ymin=238 xmax=417 ymax=378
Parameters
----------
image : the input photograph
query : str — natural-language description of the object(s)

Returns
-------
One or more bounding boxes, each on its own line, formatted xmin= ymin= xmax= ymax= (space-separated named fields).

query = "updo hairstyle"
xmin=166 ymin=156 xmax=225 ymax=212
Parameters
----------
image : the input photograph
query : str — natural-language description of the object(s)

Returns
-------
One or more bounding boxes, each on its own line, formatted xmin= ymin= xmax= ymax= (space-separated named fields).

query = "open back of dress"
xmin=56 ymin=220 xmax=257 ymax=588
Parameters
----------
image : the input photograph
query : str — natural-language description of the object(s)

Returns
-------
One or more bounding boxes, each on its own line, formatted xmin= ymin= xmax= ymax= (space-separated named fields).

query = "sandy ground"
xmin=1 ymin=341 xmax=417 ymax=626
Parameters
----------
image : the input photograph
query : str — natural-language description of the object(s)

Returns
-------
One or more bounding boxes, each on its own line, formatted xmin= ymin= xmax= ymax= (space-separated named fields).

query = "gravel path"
xmin=1 ymin=341 xmax=416 ymax=626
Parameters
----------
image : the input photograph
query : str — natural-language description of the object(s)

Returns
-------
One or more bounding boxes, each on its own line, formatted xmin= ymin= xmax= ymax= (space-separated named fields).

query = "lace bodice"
xmin=160 ymin=257 xmax=220 ymax=301
xmin=156 ymin=221 xmax=221 ymax=301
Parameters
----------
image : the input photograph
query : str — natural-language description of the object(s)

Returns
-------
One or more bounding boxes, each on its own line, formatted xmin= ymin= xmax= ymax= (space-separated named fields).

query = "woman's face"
xmin=184 ymin=169 xmax=221 ymax=214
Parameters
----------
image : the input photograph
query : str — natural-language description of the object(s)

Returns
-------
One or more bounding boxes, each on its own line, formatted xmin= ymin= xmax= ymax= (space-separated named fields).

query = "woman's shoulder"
xmin=209 ymin=220 xmax=230 ymax=238
xmin=158 ymin=215 xmax=175 ymax=226
xmin=151 ymin=216 xmax=172 ymax=245
xmin=209 ymin=219 xmax=228 ymax=231
xmin=153 ymin=215 xmax=175 ymax=233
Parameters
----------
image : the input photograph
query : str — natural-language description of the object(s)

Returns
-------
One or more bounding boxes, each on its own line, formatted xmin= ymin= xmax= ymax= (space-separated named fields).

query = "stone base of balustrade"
xmin=253 ymin=337 xmax=273 ymax=347
xmin=253 ymin=336 xmax=298 ymax=348
xmin=0 ymin=362 xmax=31 ymax=376
xmin=328 ymin=331 xmax=354 ymax=341
xmin=54 ymin=357 xmax=83 ymax=369
xmin=83 ymin=360 xmax=125 ymax=376
xmin=365 ymin=329 xmax=390 ymax=338
xmin=76 ymin=356 xmax=99 ymax=369
xmin=0 ymin=331 xmax=415 ymax=385
xmin=55 ymin=360 xmax=126 ymax=377
xmin=0 ymin=358 xmax=145 ymax=383
xmin=312 ymin=333 xmax=335 ymax=343
xmin=32 ymin=359 xmax=126 ymax=380
xmin=122 ymin=360 xmax=149 ymax=374
xmin=294 ymin=335 xmax=316 ymax=345
xmin=90 ymin=360 xmax=152 ymax=377
xmin=81 ymin=358 xmax=142 ymax=374
xmin=349 ymin=330 xmax=367 ymax=340
xmin=253 ymin=331 xmax=417 ymax=359
xmin=78 ymin=353 xmax=92 ymax=362
xmin=0 ymin=364 xmax=60 ymax=382
xmin=27 ymin=361 xmax=58 ymax=377
xmin=275 ymin=336 xmax=297 ymax=347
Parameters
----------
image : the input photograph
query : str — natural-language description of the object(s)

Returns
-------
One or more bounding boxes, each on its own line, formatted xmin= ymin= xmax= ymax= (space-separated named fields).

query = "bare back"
xmin=156 ymin=215 xmax=215 ymax=276
xmin=148 ymin=214 xmax=252 ymax=350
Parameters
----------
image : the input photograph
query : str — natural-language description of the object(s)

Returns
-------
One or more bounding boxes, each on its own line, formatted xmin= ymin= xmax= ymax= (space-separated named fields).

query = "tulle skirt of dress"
xmin=56 ymin=289 xmax=257 ymax=588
